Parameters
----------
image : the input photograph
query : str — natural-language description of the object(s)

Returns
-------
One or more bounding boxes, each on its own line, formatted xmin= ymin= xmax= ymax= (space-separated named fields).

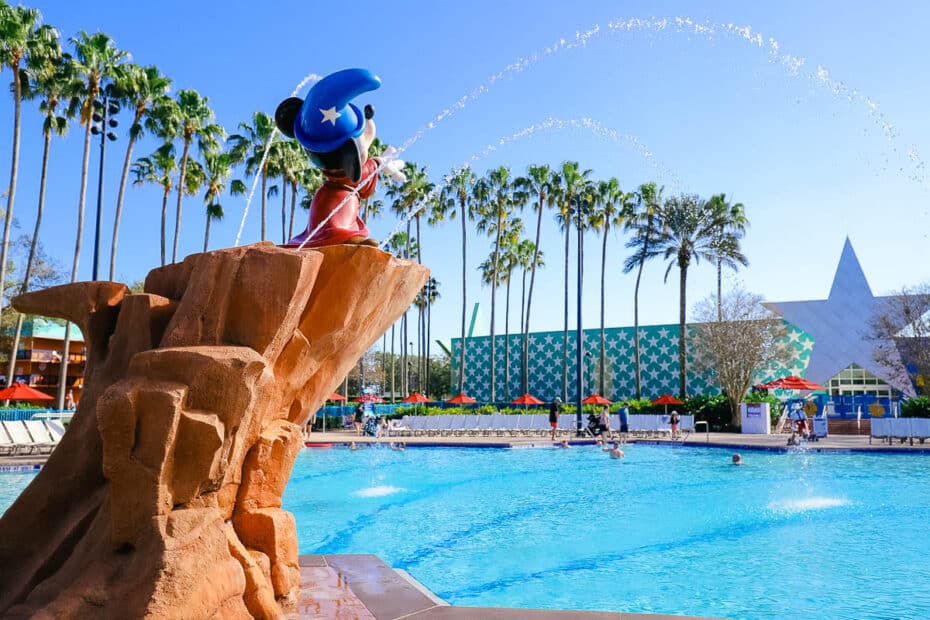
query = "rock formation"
xmin=0 ymin=243 xmax=428 ymax=618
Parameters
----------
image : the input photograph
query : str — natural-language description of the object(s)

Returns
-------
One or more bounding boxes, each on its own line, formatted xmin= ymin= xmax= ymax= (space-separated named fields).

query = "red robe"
xmin=284 ymin=158 xmax=378 ymax=248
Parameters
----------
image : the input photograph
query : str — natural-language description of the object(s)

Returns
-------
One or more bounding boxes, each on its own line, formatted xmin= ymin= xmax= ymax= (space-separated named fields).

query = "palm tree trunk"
xmin=288 ymin=182 xmax=297 ymax=240
xmin=490 ymin=209 xmax=503 ymax=403
xmin=632 ymin=218 xmax=652 ymax=400
xmin=562 ymin=223 xmax=570 ymax=402
xmin=599 ymin=222 xmax=608 ymax=396
xmin=173 ymin=138 xmax=191 ymax=263
xmin=109 ymin=118 xmax=141 ymax=280
xmin=426 ymin=299 xmax=432 ymax=395
xmin=203 ymin=214 xmax=211 ymax=252
xmin=458 ymin=198 xmax=467 ymax=395
xmin=403 ymin=221 xmax=411 ymax=395
xmin=523 ymin=195 xmax=544 ymax=395
xmin=679 ymin=263 xmax=688 ymax=399
xmin=281 ymin=175 xmax=286 ymax=244
xmin=6 ymin=128 xmax=52 ymax=389
xmin=0 ymin=64 xmax=23 ymax=332
xmin=390 ymin=323 xmax=395 ymax=402
xmin=260 ymin=167 xmax=267 ymax=241
xmin=58 ymin=118 xmax=95 ymax=409
xmin=505 ymin=273 xmax=511 ymax=401
xmin=716 ymin=257 xmax=723 ymax=322
xmin=519 ymin=266 xmax=528 ymax=395
xmin=415 ymin=214 xmax=423 ymax=392
xmin=160 ymin=187 xmax=169 ymax=266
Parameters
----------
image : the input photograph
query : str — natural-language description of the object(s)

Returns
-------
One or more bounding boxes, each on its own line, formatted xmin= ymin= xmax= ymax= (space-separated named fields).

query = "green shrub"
xmin=685 ymin=394 xmax=731 ymax=431
xmin=902 ymin=396 xmax=930 ymax=418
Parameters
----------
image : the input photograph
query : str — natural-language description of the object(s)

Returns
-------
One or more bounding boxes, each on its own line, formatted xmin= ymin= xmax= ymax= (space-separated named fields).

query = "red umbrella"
xmin=0 ymin=382 xmax=54 ymax=402
xmin=327 ymin=392 xmax=346 ymax=401
xmin=651 ymin=393 xmax=683 ymax=414
xmin=760 ymin=375 xmax=827 ymax=391
xmin=582 ymin=393 xmax=612 ymax=406
xmin=511 ymin=393 xmax=543 ymax=405
xmin=402 ymin=392 xmax=432 ymax=403
xmin=447 ymin=393 xmax=477 ymax=404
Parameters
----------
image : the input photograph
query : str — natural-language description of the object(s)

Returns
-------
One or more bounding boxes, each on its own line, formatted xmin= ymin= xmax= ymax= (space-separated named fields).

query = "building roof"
xmin=26 ymin=318 xmax=84 ymax=343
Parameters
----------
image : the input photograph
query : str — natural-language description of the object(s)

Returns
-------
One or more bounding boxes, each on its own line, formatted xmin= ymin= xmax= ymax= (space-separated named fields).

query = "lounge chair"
xmin=24 ymin=420 xmax=57 ymax=452
xmin=0 ymin=423 xmax=15 ymax=455
xmin=444 ymin=415 xmax=466 ymax=436
xmin=869 ymin=417 xmax=890 ymax=445
xmin=474 ymin=414 xmax=494 ymax=436
xmin=2 ymin=420 xmax=41 ymax=455
xmin=526 ymin=414 xmax=549 ymax=436
xmin=386 ymin=418 xmax=409 ymax=437
xmin=457 ymin=414 xmax=479 ymax=436
xmin=889 ymin=418 xmax=911 ymax=444
xmin=909 ymin=418 xmax=930 ymax=445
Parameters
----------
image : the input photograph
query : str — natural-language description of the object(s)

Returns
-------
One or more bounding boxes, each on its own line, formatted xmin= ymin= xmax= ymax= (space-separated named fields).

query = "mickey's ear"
xmin=275 ymin=97 xmax=303 ymax=138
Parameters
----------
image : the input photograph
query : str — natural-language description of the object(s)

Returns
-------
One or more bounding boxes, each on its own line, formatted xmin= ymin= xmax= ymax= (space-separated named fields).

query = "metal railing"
xmin=694 ymin=420 xmax=710 ymax=443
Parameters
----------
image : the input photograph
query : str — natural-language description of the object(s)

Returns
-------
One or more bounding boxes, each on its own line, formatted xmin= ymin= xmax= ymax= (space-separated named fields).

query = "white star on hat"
xmin=320 ymin=107 xmax=341 ymax=125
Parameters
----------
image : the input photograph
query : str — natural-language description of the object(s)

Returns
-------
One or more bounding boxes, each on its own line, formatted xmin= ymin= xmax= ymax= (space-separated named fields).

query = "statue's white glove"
xmin=380 ymin=146 xmax=407 ymax=182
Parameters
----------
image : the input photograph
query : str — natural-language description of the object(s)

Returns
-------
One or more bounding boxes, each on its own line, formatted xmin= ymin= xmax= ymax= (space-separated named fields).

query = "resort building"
xmin=6 ymin=318 xmax=85 ymax=402
xmin=450 ymin=239 xmax=913 ymax=406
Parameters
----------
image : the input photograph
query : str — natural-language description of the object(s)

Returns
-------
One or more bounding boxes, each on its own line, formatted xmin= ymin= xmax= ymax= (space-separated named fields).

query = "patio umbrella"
xmin=651 ymin=393 xmax=683 ymax=414
xmin=582 ymin=394 xmax=612 ymax=406
xmin=402 ymin=392 xmax=431 ymax=403
xmin=0 ymin=382 xmax=54 ymax=402
xmin=511 ymin=393 xmax=543 ymax=410
xmin=327 ymin=392 xmax=346 ymax=401
xmin=759 ymin=375 xmax=827 ymax=391
xmin=511 ymin=393 xmax=543 ymax=405
xmin=447 ymin=393 xmax=477 ymax=404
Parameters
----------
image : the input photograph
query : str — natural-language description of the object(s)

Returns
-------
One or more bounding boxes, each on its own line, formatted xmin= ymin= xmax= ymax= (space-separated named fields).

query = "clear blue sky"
xmin=3 ymin=1 xmax=930 ymax=348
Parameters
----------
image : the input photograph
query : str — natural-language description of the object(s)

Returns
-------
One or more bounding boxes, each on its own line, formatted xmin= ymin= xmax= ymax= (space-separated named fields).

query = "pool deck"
xmin=296 ymin=553 xmax=718 ymax=619
xmin=303 ymin=429 xmax=930 ymax=453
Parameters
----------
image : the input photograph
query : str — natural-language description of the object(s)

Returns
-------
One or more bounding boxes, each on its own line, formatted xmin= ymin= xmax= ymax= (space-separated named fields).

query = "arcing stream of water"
xmin=235 ymin=16 xmax=925 ymax=248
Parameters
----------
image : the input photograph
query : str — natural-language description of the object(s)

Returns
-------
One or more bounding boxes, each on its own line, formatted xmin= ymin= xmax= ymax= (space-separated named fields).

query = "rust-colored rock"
xmin=0 ymin=244 xmax=428 ymax=618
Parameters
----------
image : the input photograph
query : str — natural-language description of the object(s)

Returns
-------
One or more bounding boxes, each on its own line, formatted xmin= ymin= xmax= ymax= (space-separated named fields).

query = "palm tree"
xmin=199 ymin=145 xmax=237 ymax=251
xmin=433 ymin=166 xmax=476 ymax=395
xmin=652 ymin=194 xmax=745 ymax=398
xmin=383 ymin=231 xmax=414 ymax=399
xmin=590 ymin=178 xmax=634 ymax=396
xmin=498 ymin=219 xmax=524 ymax=401
xmin=0 ymin=5 xmax=49 ymax=330
xmin=6 ymin=21 xmax=72 ymax=386
xmin=169 ymin=89 xmax=222 ymax=262
xmin=514 ymin=164 xmax=554 ymax=395
xmin=622 ymin=182 xmax=663 ymax=399
xmin=229 ymin=111 xmax=275 ymax=241
xmin=291 ymin=165 xmax=323 ymax=239
xmin=132 ymin=143 xmax=176 ymax=265
xmin=108 ymin=63 xmax=171 ymax=280
xmin=58 ymin=31 xmax=127 ymax=407
xmin=363 ymin=137 xmax=388 ymax=222
xmin=706 ymin=193 xmax=749 ymax=321
xmin=515 ymin=238 xmax=542 ymax=394
xmin=475 ymin=166 xmax=525 ymax=402
xmin=420 ymin=277 xmax=440 ymax=394
xmin=552 ymin=161 xmax=592 ymax=401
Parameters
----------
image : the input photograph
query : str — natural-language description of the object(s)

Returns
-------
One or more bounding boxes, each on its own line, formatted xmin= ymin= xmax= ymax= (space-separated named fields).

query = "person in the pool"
xmin=732 ymin=453 xmax=743 ymax=466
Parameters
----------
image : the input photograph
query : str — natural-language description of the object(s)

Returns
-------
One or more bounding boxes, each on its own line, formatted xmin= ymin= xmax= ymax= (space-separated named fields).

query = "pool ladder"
xmin=694 ymin=421 xmax=710 ymax=443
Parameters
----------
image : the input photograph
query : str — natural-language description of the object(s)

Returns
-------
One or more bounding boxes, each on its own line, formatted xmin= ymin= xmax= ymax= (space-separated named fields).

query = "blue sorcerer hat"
xmin=292 ymin=68 xmax=381 ymax=153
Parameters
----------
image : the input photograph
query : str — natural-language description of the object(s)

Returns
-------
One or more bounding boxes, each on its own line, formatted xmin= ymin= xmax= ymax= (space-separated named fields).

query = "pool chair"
xmin=387 ymin=418 xmax=410 ymax=437
xmin=557 ymin=413 xmax=577 ymax=437
xmin=908 ymin=418 xmax=930 ymax=445
xmin=415 ymin=415 xmax=438 ymax=436
xmin=869 ymin=417 xmax=890 ymax=445
xmin=429 ymin=415 xmax=454 ymax=436
xmin=474 ymin=414 xmax=494 ymax=436
xmin=24 ymin=420 xmax=58 ymax=453
xmin=0 ymin=423 xmax=15 ymax=455
xmin=2 ymin=420 xmax=42 ymax=455
xmin=456 ymin=414 xmax=479 ymax=436
xmin=45 ymin=419 xmax=66 ymax=443
xmin=527 ymin=414 xmax=550 ymax=436
xmin=444 ymin=415 xmax=466 ymax=436
xmin=408 ymin=416 xmax=430 ymax=437
xmin=488 ymin=413 xmax=510 ymax=436
xmin=888 ymin=418 xmax=912 ymax=444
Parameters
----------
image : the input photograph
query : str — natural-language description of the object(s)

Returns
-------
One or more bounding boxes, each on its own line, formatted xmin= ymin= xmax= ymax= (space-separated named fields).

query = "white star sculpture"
xmin=765 ymin=238 xmax=913 ymax=395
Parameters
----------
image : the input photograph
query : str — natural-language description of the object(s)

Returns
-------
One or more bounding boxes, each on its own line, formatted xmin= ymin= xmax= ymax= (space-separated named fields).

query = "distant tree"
xmin=691 ymin=288 xmax=789 ymax=428
xmin=870 ymin=284 xmax=930 ymax=397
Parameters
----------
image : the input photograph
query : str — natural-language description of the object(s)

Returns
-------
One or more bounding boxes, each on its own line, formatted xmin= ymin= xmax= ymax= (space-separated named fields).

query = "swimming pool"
xmin=3 ymin=445 xmax=928 ymax=619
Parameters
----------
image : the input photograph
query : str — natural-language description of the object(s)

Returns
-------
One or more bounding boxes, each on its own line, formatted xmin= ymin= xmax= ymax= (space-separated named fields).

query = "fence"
xmin=0 ymin=409 xmax=71 ymax=422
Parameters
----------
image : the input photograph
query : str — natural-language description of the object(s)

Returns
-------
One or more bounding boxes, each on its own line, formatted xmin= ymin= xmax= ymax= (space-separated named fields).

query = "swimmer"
xmin=732 ymin=453 xmax=742 ymax=466
xmin=349 ymin=441 xmax=358 ymax=451
xmin=609 ymin=442 xmax=625 ymax=459
xmin=560 ymin=439 xmax=570 ymax=448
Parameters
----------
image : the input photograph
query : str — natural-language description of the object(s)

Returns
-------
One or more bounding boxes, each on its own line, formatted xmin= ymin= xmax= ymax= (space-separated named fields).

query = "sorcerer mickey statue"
xmin=275 ymin=68 xmax=406 ymax=248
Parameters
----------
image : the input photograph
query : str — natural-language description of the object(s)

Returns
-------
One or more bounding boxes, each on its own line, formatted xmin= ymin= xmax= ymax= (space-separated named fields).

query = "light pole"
xmin=90 ymin=93 xmax=119 ymax=281
xmin=572 ymin=195 xmax=590 ymax=436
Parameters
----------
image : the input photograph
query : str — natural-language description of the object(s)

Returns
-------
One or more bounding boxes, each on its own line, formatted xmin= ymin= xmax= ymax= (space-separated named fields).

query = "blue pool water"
xmin=4 ymin=445 xmax=929 ymax=619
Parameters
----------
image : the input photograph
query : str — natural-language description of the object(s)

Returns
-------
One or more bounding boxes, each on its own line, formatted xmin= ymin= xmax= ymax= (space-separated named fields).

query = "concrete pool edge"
xmin=302 ymin=554 xmax=719 ymax=619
